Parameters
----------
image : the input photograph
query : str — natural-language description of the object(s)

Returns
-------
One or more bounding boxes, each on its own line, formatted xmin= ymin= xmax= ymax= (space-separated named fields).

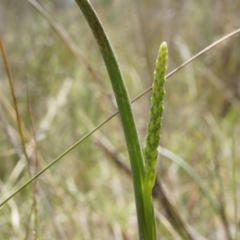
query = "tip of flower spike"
xmin=159 ymin=42 xmax=167 ymax=53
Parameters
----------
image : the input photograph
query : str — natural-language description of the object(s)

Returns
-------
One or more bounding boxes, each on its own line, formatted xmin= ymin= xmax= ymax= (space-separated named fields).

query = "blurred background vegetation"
xmin=0 ymin=0 xmax=240 ymax=239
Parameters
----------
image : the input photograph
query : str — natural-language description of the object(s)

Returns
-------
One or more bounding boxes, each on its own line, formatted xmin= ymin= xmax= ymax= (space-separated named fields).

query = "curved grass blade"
xmin=75 ymin=0 xmax=148 ymax=238
xmin=158 ymin=146 xmax=219 ymax=214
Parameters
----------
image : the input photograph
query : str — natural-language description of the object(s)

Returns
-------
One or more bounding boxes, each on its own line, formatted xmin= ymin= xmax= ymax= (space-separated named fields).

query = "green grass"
xmin=0 ymin=0 xmax=240 ymax=239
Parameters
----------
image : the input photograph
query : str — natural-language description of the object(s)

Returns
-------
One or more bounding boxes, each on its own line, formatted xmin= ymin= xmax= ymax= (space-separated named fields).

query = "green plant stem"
xmin=74 ymin=0 xmax=147 ymax=239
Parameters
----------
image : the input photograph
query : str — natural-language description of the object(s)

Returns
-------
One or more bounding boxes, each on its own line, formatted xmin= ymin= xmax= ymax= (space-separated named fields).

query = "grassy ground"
xmin=0 ymin=0 xmax=240 ymax=239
